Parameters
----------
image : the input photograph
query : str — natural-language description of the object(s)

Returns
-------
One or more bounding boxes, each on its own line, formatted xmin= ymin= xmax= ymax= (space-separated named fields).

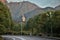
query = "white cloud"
xmin=7 ymin=0 xmax=28 ymax=2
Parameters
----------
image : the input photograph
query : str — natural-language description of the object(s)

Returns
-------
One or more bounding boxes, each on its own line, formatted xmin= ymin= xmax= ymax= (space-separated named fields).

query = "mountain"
xmin=7 ymin=1 xmax=43 ymax=22
xmin=43 ymin=7 xmax=54 ymax=11
xmin=7 ymin=1 xmax=60 ymax=23
xmin=55 ymin=5 xmax=60 ymax=10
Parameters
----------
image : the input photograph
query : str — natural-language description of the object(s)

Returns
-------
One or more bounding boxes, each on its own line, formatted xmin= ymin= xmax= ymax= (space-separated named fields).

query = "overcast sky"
xmin=7 ymin=0 xmax=60 ymax=8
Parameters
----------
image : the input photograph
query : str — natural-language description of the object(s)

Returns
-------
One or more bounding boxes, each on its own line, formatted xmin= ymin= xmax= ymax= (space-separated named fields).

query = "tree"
xmin=27 ymin=10 xmax=60 ymax=37
xmin=0 ymin=2 xmax=12 ymax=34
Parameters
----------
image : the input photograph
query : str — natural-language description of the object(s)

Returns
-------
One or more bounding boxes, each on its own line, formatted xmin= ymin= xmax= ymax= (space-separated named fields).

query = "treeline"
xmin=26 ymin=10 xmax=60 ymax=37
xmin=11 ymin=10 xmax=60 ymax=37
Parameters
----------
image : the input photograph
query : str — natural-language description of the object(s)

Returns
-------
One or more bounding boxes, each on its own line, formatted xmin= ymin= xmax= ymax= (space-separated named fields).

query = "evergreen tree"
xmin=0 ymin=2 xmax=12 ymax=34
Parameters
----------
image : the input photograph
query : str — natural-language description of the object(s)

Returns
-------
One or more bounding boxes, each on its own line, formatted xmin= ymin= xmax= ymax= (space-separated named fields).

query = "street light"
xmin=46 ymin=12 xmax=53 ymax=36
xmin=49 ymin=12 xmax=53 ymax=36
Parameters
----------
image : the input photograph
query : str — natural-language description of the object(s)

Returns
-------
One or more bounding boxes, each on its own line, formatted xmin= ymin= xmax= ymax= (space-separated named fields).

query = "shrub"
xmin=0 ymin=36 xmax=3 ymax=40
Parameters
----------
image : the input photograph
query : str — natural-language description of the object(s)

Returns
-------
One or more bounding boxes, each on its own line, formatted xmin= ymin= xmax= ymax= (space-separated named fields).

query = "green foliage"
xmin=26 ymin=10 xmax=60 ymax=36
xmin=11 ymin=23 xmax=21 ymax=31
xmin=0 ymin=2 xmax=12 ymax=34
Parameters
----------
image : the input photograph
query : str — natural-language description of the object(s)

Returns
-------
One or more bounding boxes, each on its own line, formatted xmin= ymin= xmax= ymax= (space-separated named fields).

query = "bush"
xmin=0 ymin=36 xmax=3 ymax=40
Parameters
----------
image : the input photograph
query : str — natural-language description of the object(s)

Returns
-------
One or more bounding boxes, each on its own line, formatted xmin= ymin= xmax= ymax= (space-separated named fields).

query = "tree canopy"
xmin=26 ymin=10 xmax=60 ymax=37
xmin=0 ymin=2 xmax=12 ymax=34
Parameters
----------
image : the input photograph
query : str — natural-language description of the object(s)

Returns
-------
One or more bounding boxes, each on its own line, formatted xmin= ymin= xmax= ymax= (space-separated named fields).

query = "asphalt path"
xmin=2 ymin=35 xmax=57 ymax=40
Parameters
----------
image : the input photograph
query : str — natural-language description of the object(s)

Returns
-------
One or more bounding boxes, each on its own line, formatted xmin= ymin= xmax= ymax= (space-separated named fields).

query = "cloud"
xmin=7 ymin=0 xmax=28 ymax=2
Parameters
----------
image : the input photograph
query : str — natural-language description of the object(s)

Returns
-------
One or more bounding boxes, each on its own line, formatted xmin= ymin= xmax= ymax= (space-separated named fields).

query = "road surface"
xmin=2 ymin=35 xmax=57 ymax=40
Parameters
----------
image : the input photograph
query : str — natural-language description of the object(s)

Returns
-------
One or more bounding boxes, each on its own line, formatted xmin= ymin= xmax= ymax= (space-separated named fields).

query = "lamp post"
xmin=46 ymin=12 xmax=53 ymax=36
xmin=50 ymin=12 xmax=53 ymax=36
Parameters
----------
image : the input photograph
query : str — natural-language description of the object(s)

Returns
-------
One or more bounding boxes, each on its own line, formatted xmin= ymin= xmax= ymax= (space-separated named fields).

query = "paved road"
xmin=2 ymin=35 xmax=56 ymax=40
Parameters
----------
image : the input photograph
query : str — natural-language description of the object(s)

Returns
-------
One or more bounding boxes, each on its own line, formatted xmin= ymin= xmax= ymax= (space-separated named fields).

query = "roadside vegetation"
xmin=0 ymin=36 xmax=3 ymax=40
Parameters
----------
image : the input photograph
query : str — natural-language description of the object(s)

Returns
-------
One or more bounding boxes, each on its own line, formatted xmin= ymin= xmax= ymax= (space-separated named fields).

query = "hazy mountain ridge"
xmin=7 ymin=1 xmax=60 ymax=22
xmin=55 ymin=5 xmax=60 ymax=10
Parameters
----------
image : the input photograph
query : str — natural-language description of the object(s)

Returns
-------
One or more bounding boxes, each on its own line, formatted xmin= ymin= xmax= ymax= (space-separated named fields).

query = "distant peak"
xmin=55 ymin=5 xmax=60 ymax=8
xmin=22 ymin=1 xmax=30 ymax=3
xmin=22 ymin=1 xmax=33 ymax=4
